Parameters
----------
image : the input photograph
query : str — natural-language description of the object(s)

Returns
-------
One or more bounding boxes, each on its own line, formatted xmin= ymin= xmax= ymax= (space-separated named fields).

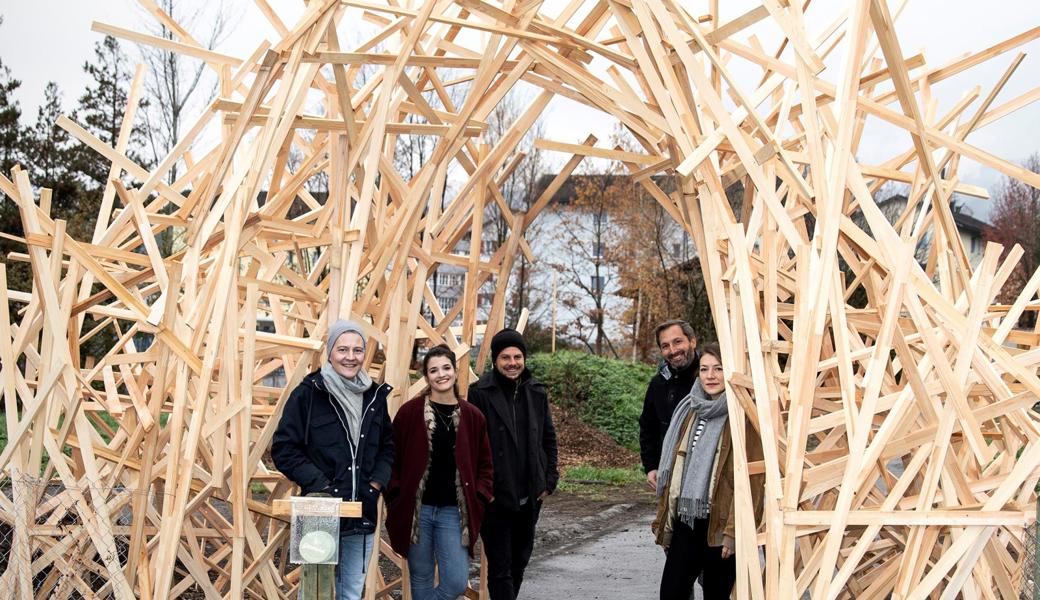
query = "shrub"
xmin=527 ymin=351 xmax=656 ymax=451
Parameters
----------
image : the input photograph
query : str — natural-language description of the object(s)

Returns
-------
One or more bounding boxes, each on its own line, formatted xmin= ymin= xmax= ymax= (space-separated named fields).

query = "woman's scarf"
xmin=320 ymin=362 xmax=373 ymax=447
xmin=656 ymin=379 xmax=729 ymax=525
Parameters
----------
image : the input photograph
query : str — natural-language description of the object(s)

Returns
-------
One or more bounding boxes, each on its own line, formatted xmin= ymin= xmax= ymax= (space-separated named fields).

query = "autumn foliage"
xmin=985 ymin=153 xmax=1040 ymax=308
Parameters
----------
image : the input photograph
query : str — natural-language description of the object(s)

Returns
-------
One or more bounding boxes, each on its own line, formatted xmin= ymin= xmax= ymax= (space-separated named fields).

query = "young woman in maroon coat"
xmin=386 ymin=345 xmax=494 ymax=600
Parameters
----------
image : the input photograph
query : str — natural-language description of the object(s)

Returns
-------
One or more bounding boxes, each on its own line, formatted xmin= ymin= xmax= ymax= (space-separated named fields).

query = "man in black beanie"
xmin=468 ymin=328 xmax=558 ymax=600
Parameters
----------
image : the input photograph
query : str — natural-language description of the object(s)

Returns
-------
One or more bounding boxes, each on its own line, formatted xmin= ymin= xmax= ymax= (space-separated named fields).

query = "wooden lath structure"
xmin=2 ymin=0 xmax=1040 ymax=598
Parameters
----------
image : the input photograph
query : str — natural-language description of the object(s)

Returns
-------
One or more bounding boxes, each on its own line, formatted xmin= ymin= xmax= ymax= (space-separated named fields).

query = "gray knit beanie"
xmin=327 ymin=319 xmax=366 ymax=358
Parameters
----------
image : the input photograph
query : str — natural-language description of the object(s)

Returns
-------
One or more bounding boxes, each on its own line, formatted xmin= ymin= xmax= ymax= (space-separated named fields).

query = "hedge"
xmin=526 ymin=350 xmax=656 ymax=452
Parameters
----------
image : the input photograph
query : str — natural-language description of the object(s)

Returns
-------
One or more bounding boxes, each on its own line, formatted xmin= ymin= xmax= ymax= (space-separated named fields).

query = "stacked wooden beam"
xmin=1 ymin=0 xmax=1039 ymax=598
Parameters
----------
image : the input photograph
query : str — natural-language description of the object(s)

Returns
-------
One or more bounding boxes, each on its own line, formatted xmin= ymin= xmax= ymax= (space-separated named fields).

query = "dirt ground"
xmin=550 ymin=403 xmax=640 ymax=469
xmin=537 ymin=401 xmax=655 ymax=552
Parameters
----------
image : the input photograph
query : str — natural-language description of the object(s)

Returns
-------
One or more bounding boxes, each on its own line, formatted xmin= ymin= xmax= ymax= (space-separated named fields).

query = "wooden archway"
xmin=3 ymin=1 xmax=1040 ymax=598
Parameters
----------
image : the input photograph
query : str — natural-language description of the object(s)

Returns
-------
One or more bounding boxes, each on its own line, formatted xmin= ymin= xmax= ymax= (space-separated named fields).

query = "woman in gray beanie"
xmin=272 ymin=319 xmax=395 ymax=599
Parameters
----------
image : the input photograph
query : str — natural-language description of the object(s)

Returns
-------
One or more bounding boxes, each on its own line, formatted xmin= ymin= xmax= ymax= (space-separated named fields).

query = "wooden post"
xmin=300 ymin=564 xmax=336 ymax=600
xmin=551 ymin=272 xmax=558 ymax=354
xmin=632 ymin=288 xmax=642 ymax=362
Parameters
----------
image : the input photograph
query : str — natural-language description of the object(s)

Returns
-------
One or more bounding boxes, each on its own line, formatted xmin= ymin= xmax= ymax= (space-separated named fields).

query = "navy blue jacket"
xmin=272 ymin=371 xmax=394 ymax=535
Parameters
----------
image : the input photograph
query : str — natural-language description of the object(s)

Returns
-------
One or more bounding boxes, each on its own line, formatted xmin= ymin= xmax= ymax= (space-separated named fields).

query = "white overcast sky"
xmin=1 ymin=0 xmax=1038 ymax=220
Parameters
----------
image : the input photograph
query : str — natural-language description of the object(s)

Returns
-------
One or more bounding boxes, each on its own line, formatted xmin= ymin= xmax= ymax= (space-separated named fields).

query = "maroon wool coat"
xmin=386 ymin=395 xmax=494 ymax=557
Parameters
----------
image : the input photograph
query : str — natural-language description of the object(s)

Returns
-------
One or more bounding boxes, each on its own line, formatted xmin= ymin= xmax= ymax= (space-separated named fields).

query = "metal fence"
xmin=0 ymin=475 xmax=138 ymax=599
xmin=1022 ymin=500 xmax=1040 ymax=600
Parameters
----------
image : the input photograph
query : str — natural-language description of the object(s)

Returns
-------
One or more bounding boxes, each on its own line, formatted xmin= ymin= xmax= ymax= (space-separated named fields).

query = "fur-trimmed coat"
xmin=386 ymin=395 xmax=494 ymax=558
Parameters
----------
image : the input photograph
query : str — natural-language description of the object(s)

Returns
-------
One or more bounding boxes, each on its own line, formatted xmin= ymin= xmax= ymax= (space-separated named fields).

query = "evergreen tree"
xmin=141 ymin=0 xmax=229 ymax=184
xmin=73 ymin=35 xmax=150 ymax=190
xmin=26 ymin=83 xmax=92 ymax=241
xmin=0 ymin=16 xmax=24 ymax=173
xmin=0 ymin=14 xmax=31 ymax=293
xmin=27 ymin=82 xmax=75 ymax=187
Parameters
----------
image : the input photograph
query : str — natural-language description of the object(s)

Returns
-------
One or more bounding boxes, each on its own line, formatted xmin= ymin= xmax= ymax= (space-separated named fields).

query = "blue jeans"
xmin=336 ymin=533 xmax=374 ymax=600
xmin=407 ymin=504 xmax=470 ymax=600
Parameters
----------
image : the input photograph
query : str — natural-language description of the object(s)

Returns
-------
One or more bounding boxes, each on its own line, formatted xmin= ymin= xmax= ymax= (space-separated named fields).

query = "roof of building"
xmin=532 ymin=173 xmax=676 ymax=205
xmin=877 ymin=194 xmax=989 ymax=236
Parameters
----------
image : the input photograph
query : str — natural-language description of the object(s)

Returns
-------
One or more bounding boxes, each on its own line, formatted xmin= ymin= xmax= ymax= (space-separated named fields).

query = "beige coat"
xmin=652 ymin=412 xmax=765 ymax=548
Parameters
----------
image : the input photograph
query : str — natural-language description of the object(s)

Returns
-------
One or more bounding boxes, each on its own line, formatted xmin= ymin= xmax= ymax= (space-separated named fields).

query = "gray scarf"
xmin=656 ymin=379 xmax=729 ymax=525
xmin=320 ymin=361 xmax=372 ymax=448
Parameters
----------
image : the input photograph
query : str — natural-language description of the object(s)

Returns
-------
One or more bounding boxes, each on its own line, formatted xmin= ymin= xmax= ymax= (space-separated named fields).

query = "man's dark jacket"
xmin=467 ymin=369 xmax=558 ymax=511
xmin=638 ymin=357 xmax=698 ymax=474
xmin=271 ymin=371 xmax=394 ymax=535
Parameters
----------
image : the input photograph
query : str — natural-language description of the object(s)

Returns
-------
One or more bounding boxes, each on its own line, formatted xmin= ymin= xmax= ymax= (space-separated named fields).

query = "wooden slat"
xmin=270 ymin=499 xmax=362 ymax=519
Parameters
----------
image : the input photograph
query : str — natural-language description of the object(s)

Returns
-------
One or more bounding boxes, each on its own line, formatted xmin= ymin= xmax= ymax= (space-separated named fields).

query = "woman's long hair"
xmin=422 ymin=344 xmax=461 ymax=399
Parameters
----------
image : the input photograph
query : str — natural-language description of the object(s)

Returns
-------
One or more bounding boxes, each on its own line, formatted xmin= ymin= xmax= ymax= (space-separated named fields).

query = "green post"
xmin=301 ymin=563 xmax=336 ymax=600
xmin=1033 ymin=496 xmax=1040 ymax=600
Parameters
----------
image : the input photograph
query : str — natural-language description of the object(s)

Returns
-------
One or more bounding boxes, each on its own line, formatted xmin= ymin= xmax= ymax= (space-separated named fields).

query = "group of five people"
xmin=273 ymin=317 xmax=759 ymax=600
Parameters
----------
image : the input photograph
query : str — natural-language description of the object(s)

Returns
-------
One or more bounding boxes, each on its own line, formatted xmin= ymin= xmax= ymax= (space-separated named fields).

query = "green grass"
xmin=562 ymin=464 xmax=645 ymax=485
xmin=557 ymin=463 xmax=645 ymax=498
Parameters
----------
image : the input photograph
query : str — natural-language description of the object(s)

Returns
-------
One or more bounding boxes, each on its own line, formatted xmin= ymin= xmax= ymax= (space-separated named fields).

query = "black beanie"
xmin=490 ymin=328 xmax=527 ymax=361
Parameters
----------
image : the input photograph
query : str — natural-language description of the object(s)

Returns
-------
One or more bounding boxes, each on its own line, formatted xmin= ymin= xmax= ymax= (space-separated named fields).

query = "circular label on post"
xmin=298 ymin=530 xmax=337 ymax=563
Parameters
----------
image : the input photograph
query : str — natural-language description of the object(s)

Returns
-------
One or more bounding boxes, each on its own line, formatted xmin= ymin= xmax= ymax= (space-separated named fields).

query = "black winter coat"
xmin=271 ymin=371 xmax=394 ymax=535
xmin=638 ymin=357 xmax=698 ymax=474
xmin=468 ymin=369 xmax=558 ymax=511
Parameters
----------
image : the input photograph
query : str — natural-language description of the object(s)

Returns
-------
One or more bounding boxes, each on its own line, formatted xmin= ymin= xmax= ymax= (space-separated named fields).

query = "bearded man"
xmin=639 ymin=320 xmax=699 ymax=490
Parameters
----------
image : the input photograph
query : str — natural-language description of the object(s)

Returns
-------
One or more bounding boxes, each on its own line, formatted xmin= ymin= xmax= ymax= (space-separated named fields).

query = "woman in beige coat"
xmin=652 ymin=342 xmax=763 ymax=599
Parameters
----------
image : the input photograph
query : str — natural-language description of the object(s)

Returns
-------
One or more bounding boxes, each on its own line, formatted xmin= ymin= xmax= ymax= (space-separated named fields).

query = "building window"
xmin=436 ymin=296 xmax=456 ymax=313
xmin=592 ymin=239 xmax=604 ymax=259
xmin=435 ymin=273 xmax=464 ymax=288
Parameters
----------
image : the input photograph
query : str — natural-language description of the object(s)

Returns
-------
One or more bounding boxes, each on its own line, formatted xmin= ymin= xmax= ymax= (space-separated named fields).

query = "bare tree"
xmin=138 ymin=0 xmax=230 ymax=185
xmin=387 ymin=69 xmax=474 ymax=325
xmin=482 ymin=90 xmax=548 ymax=326
xmin=394 ymin=68 xmax=467 ymax=181
xmin=548 ymin=167 xmax=623 ymax=357
xmin=986 ymin=153 xmax=1040 ymax=309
